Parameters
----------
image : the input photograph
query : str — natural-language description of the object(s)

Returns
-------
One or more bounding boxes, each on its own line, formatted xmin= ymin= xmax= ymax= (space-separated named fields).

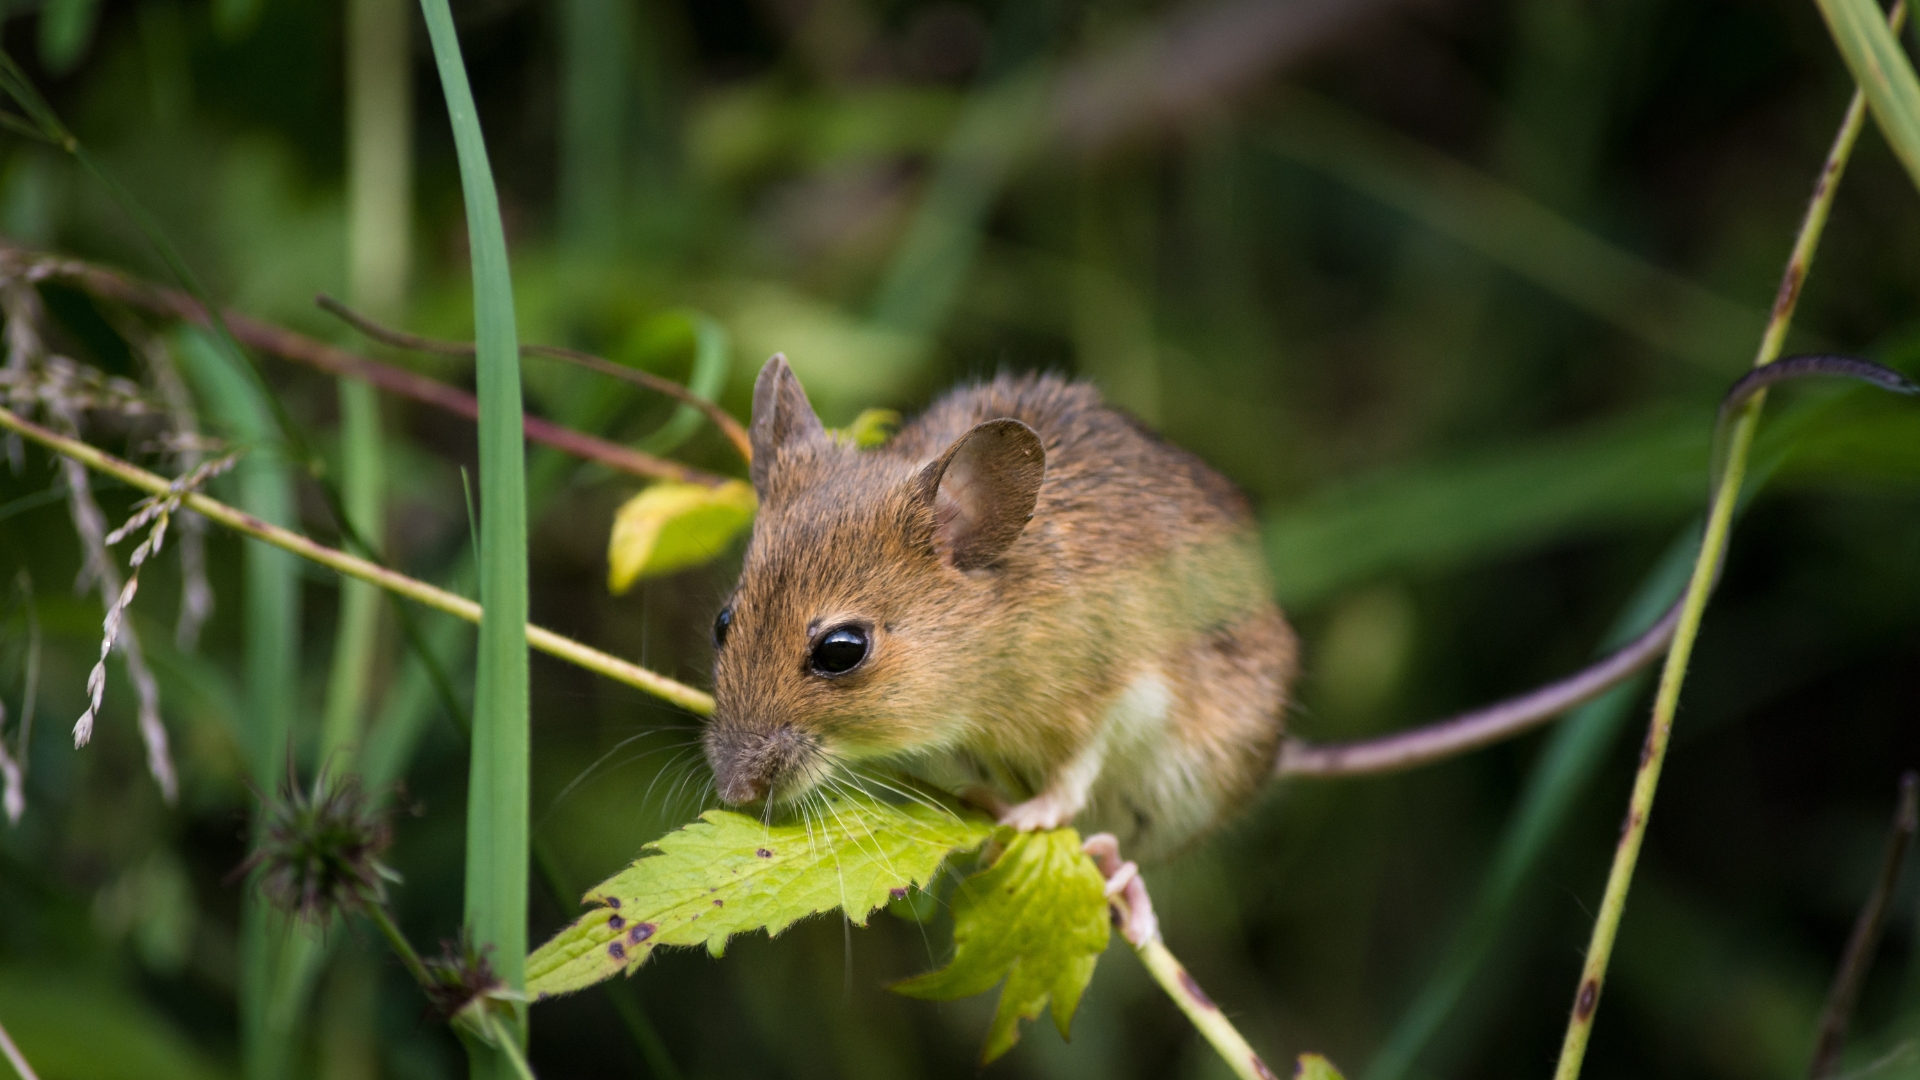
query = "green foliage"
xmin=0 ymin=969 xmax=227 ymax=1080
xmin=606 ymin=479 xmax=758 ymax=592
xmin=834 ymin=407 xmax=903 ymax=448
xmin=1297 ymin=1054 xmax=1350 ymax=1080
xmin=1814 ymin=0 xmax=1920 ymax=193
xmin=9 ymin=1 xmax=1920 ymax=1077
xmin=625 ymin=311 xmax=732 ymax=456
xmin=527 ymin=791 xmax=993 ymax=998
xmin=894 ymin=828 xmax=1112 ymax=1063
xmin=36 ymin=0 xmax=101 ymax=74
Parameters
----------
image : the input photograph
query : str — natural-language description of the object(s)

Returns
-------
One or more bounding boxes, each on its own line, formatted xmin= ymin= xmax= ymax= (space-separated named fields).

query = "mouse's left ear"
xmin=749 ymin=353 xmax=825 ymax=494
xmin=915 ymin=418 xmax=1046 ymax=571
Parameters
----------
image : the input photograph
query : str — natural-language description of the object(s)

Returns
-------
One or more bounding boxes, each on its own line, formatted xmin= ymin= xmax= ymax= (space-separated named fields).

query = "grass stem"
xmin=1547 ymin=13 xmax=1898 ymax=1074
xmin=1808 ymin=771 xmax=1919 ymax=1078
xmin=0 ymin=403 xmax=714 ymax=715
xmin=1134 ymin=939 xmax=1273 ymax=1080
xmin=0 ymin=246 xmax=727 ymax=487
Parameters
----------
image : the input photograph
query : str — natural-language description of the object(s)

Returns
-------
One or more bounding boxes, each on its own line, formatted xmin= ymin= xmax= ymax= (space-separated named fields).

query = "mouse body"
xmin=705 ymin=356 xmax=1295 ymax=861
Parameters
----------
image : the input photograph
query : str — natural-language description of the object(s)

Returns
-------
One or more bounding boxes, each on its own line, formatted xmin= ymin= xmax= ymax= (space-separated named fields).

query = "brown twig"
xmin=315 ymin=294 xmax=753 ymax=464
xmin=0 ymin=401 xmax=716 ymax=716
xmin=0 ymin=244 xmax=729 ymax=487
xmin=1809 ymin=771 xmax=1919 ymax=1079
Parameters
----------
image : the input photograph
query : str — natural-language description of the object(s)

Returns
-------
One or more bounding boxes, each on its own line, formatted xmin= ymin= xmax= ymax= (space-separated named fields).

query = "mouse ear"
xmin=749 ymin=354 xmax=825 ymax=493
xmin=915 ymin=418 xmax=1046 ymax=571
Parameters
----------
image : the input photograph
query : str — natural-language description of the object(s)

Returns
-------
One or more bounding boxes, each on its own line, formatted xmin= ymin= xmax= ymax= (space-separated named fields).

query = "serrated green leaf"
xmin=527 ymin=791 xmax=992 ymax=998
xmin=1295 ymin=1053 xmax=1348 ymax=1080
xmin=893 ymin=828 xmax=1111 ymax=1063
xmin=606 ymin=479 xmax=757 ymax=593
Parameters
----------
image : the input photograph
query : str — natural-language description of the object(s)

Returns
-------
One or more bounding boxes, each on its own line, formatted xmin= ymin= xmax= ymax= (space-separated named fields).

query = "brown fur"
xmin=706 ymin=358 xmax=1297 ymax=861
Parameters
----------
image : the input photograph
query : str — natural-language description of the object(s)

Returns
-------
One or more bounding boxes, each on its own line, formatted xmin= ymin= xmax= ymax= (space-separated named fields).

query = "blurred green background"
xmin=2 ymin=0 xmax=1920 ymax=1077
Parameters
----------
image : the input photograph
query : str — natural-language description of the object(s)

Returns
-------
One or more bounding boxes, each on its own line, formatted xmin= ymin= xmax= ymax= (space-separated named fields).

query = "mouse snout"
xmin=706 ymin=722 xmax=815 ymax=806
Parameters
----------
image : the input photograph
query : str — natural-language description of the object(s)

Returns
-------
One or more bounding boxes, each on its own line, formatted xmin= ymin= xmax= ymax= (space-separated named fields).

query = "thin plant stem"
xmin=364 ymin=901 xmax=537 ymax=1080
xmin=1134 ymin=938 xmax=1273 ymax=1080
xmin=1548 ymin=15 xmax=1897 ymax=1075
xmin=0 ymin=1014 xmax=39 ymax=1080
xmin=1809 ymin=771 xmax=1920 ymax=1079
xmin=0 ymin=404 xmax=715 ymax=715
xmin=478 ymin=1010 xmax=540 ymax=1080
xmin=363 ymin=901 xmax=434 ymax=991
xmin=0 ymin=246 xmax=727 ymax=487
xmin=1086 ymin=837 xmax=1276 ymax=1080
xmin=315 ymin=294 xmax=753 ymax=463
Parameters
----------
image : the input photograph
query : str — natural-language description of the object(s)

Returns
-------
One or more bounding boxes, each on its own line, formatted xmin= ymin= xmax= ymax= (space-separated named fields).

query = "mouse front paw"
xmin=998 ymin=792 xmax=1078 ymax=832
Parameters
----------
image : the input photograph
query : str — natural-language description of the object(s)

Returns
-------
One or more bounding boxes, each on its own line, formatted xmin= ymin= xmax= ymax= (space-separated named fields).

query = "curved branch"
xmin=2 ymin=245 xmax=729 ymax=487
xmin=0 ymin=402 xmax=716 ymax=716
xmin=315 ymin=294 xmax=754 ymax=464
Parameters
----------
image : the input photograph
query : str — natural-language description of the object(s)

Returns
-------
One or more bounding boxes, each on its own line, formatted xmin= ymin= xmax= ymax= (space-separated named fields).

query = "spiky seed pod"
xmin=235 ymin=773 xmax=395 ymax=925
xmin=422 ymin=931 xmax=509 ymax=1022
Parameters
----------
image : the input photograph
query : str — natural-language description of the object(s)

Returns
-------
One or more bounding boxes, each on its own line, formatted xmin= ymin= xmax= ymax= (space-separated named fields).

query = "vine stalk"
xmin=1548 ymin=9 xmax=1899 ymax=1074
xmin=0 ymin=403 xmax=716 ymax=716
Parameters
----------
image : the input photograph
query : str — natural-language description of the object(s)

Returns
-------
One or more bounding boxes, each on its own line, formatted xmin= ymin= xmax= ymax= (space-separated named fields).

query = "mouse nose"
xmin=716 ymin=770 xmax=765 ymax=805
xmin=707 ymin=723 xmax=809 ymax=807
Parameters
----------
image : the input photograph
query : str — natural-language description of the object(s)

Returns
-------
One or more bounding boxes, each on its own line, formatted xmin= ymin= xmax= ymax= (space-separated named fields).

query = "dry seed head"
xmin=236 ymin=772 xmax=396 ymax=925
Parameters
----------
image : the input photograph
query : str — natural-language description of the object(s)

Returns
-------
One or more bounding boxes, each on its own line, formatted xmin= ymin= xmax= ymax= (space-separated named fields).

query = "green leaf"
xmin=1813 ymin=0 xmax=1920 ymax=194
xmin=1295 ymin=1053 xmax=1349 ymax=1080
xmin=893 ymin=828 xmax=1111 ymax=1063
xmin=833 ymin=408 xmax=902 ymax=448
xmin=527 ymin=791 xmax=992 ymax=999
xmin=606 ymin=479 xmax=758 ymax=593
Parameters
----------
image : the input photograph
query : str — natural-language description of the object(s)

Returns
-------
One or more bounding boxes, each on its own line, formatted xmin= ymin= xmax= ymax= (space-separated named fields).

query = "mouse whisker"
xmin=819 ymin=775 xmax=905 ymax=881
xmin=542 ymin=731 xmax=698 ymax=824
xmin=838 ymin=765 xmax=961 ymax=823
xmin=643 ymin=746 xmax=706 ymax=820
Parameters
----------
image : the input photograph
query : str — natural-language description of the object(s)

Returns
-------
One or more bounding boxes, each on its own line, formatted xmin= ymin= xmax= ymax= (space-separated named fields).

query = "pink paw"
xmin=1081 ymin=832 xmax=1159 ymax=945
xmin=998 ymin=793 xmax=1076 ymax=832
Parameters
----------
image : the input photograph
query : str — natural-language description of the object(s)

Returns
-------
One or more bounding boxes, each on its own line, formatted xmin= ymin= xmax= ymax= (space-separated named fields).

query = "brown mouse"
xmin=704 ymin=355 xmax=1296 ymax=862
xmin=702 ymin=351 xmax=1920 ymax=869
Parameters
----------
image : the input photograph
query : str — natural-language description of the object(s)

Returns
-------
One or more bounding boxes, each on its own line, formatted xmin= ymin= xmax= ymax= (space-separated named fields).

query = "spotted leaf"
xmin=526 ymin=790 xmax=992 ymax=998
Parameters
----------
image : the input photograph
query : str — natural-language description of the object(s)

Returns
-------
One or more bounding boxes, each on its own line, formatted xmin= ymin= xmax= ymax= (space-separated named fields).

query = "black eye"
xmin=712 ymin=606 xmax=732 ymax=648
xmin=810 ymin=625 xmax=869 ymax=676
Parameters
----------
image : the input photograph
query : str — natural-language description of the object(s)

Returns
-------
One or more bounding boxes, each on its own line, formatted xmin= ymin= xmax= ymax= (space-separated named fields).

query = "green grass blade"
xmin=1264 ymin=91 xmax=1760 ymax=371
xmin=174 ymin=327 xmax=303 ymax=1080
xmin=868 ymin=68 xmax=1049 ymax=340
xmin=1264 ymin=406 xmax=1708 ymax=610
xmin=1363 ymin=528 xmax=1698 ymax=1080
xmin=1814 ymin=0 xmax=1920 ymax=193
xmin=37 ymin=0 xmax=101 ymax=74
xmin=320 ymin=381 xmax=386 ymax=767
xmin=558 ymin=0 xmax=633 ymax=256
xmin=417 ymin=1 xmax=533 ymax=1068
xmin=636 ymin=313 xmax=731 ymax=456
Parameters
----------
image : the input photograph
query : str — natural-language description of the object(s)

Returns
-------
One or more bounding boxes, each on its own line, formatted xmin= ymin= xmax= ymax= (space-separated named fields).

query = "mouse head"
xmin=703 ymin=355 xmax=1045 ymax=808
